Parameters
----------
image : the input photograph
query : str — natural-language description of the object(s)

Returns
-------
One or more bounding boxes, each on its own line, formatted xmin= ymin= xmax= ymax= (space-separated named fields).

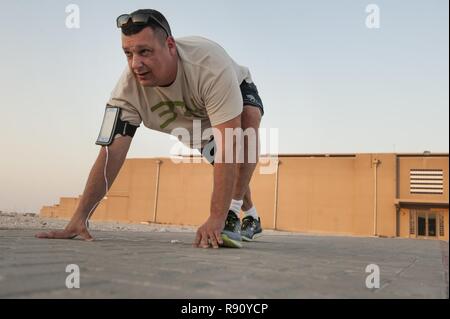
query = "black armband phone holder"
xmin=95 ymin=106 xmax=139 ymax=146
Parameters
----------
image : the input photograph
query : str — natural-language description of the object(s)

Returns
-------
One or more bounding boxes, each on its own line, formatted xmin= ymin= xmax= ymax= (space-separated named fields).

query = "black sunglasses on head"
xmin=116 ymin=13 xmax=171 ymax=37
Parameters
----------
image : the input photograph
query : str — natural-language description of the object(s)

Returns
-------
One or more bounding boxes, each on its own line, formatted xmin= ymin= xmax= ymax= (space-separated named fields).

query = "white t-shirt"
xmin=107 ymin=36 xmax=253 ymax=148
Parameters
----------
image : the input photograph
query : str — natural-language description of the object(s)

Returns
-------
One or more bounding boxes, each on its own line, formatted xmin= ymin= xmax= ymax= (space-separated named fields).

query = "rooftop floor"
xmin=0 ymin=228 xmax=448 ymax=299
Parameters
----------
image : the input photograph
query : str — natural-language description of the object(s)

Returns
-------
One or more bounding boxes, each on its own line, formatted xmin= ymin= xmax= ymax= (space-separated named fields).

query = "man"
xmin=36 ymin=9 xmax=264 ymax=248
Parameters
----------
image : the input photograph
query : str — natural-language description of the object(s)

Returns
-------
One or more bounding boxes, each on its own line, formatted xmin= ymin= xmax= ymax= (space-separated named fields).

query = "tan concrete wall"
xmin=155 ymin=158 xmax=212 ymax=225
xmin=40 ymin=153 xmax=448 ymax=239
xmin=399 ymin=207 xmax=410 ymax=238
xmin=352 ymin=154 xmax=378 ymax=236
xmin=375 ymin=154 xmax=397 ymax=237
xmin=126 ymin=159 xmax=158 ymax=222
xmin=275 ymin=154 xmax=397 ymax=237
xmin=41 ymin=159 xmax=157 ymax=223
xmin=151 ymin=157 xmax=277 ymax=227
xmin=40 ymin=205 xmax=58 ymax=218
xmin=276 ymin=156 xmax=356 ymax=235
xmin=245 ymin=160 xmax=277 ymax=230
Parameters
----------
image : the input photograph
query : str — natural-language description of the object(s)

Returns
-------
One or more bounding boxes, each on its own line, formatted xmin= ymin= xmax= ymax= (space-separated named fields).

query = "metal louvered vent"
xmin=410 ymin=169 xmax=443 ymax=194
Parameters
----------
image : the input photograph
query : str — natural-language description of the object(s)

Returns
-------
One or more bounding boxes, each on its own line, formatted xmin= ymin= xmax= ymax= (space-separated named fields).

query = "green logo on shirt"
xmin=151 ymin=101 xmax=184 ymax=129
xmin=151 ymin=99 xmax=206 ymax=129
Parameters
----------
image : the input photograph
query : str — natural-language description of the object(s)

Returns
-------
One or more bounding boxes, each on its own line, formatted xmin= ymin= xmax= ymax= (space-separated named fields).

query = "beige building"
xmin=41 ymin=153 xmax=449 ymax=240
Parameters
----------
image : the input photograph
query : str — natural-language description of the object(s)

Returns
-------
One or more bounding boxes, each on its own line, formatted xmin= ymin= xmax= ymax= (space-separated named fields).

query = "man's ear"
xmin=166 ymin=36 xmax=176 ymax=52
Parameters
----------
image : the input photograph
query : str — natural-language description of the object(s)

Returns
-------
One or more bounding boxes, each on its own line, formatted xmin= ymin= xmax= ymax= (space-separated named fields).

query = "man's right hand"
xmin=35 ymin=136 xmax=132 ymax=242
xmin=35 ymin=221 xmax=93 ymax=241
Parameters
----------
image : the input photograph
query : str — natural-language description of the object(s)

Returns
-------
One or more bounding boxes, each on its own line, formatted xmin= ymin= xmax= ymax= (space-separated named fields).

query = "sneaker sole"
xmin=242 ymin=232 xmax=263 ymax=242
xmin=220 ymin=234 xmax=242 ymax=248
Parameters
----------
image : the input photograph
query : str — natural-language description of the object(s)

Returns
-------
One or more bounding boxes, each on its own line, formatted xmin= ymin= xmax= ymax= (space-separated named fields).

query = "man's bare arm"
xmin=36 ymin=136 xmax=132 ymax=240
xmin=194 ymin=115 xmax=241 ymax=248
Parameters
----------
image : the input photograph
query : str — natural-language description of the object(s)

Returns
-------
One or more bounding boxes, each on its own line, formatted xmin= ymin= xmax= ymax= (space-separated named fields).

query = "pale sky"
xmin=0 ymin=0 xmax=448 ymax=214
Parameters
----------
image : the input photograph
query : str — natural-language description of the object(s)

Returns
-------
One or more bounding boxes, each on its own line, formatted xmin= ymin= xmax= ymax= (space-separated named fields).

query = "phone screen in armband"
xmin=96 ymin=107 xmax=120 ymax=146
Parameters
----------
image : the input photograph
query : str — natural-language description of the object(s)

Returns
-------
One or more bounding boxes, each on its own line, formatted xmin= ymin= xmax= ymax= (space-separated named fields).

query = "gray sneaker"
xmin=221 ymin=210 xmax=242 ymax=242
xmin=240 ymin=216 xmax=262 ymax=241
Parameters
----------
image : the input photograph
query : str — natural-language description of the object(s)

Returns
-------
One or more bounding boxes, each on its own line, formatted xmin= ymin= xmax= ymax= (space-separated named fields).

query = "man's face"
xmin=121 ymin=27 xmax=176 ymax=87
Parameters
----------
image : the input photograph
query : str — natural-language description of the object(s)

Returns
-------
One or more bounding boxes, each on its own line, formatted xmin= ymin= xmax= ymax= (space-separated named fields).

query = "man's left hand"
xmin=194 ymin=216 xmax=225 ymax=248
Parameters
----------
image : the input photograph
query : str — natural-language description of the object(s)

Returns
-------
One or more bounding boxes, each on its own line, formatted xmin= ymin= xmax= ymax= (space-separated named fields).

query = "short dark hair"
xmin=120 ymin=9 xmax=172 ymax=42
